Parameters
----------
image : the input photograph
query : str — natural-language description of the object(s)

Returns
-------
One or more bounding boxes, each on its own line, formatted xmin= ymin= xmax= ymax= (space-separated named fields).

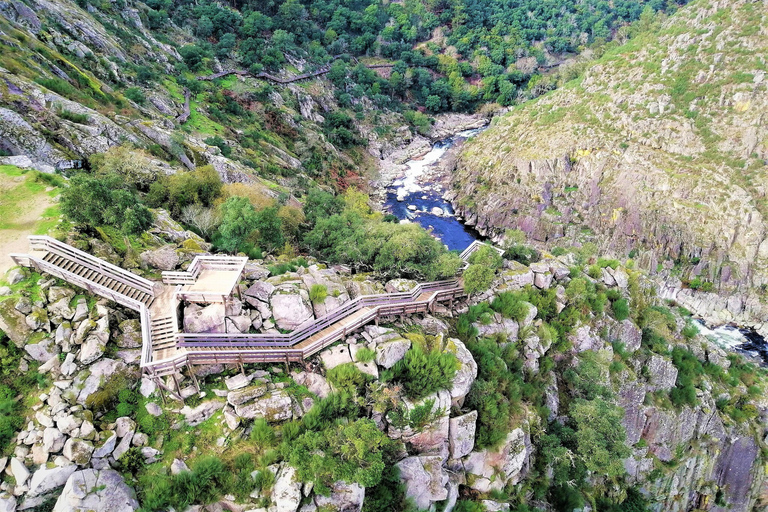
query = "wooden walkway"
xmin=11 ymin=237 xmax=499 ymax=392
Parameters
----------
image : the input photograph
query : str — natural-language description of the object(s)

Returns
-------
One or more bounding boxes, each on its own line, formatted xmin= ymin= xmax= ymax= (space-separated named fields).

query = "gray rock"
xmin=610 ymin=319 xmax=642 ymax=352
xmin=48 ymin=287 xmax=75 ymax=304
xmin=272 ymin=465 xmax=302 ymax=512
xmin=53 ymin=469 xmax=139 ymax=512
xmin=234 ymin=390 xmax=293 ymax=421
xmin=396 ymin=456 xmax=449 ymax=509
xmin=25 ymin=307 xmax=49 ymax=331
xmin=319 ymin=345 xmax=352 ymax=370
xmin=139 ymin=378 xmax=157 ymax=398
xmin=43 ymin=428 xmax=66 ymax=454
xmin=313 ymin=481 xmax=365 ymax=512
xmin=92 ymin=432 xmax=117 ymax=459
xmin=0 ymin=493 xmax=16 ymax=512
xmin=385 ymin=279 xmax=419 ymax=293
xmin=48 ymin=298 xmax=75 ymax=321
xmin=224 ymin=373 xmax=252 ymax=391
xmin=291 ymin=372 xmax=331 ymax=399
xmin=180 ymin=401 xmax=225 ymax=426
xmin=24 ymin=336 xmax=59 ymax=363
xmin=9 ymin=458 xmax=29 ymax=486
xmin=145 ymin=403 xmax=162 ymax=417
xmin=226 ymin=315 xmax=252 ymax=333
xmin=115 ymin=417 xmax=136 ymax=438
xmin=15 ymin=297 xmax=32 ymax=315
xmin=112 ymin=434 xmax=133 ymax=461
xmin=0 ymin=300 xmax=32 ymax=347
xmin=449 ymin=411 xmax=477 ymax=459
xmin=418 ymin=315 xmax=449 ymax=335
xmin=27 ymin=465 xmax=76 ymax=497
xmin=388 ymin=391 xmax=451 ymax=457
xmin=569 ymin=325 xmax=603 ymax=352
xmin=227 ymin=383 xmax=268 ymax=406
xmin=444 ymin=338 xmax=477 ymax=401
xmin=6 ymin=268 xmax=26 ymax=285
xmin=270 ymin=288 xmax=314 ymax=331
xmin=647 ymin=354 xmax=678 ymax=391
xmin=139 ymin=246 xmax=179 ymax=271
xmin=463 ymin=428 xmax=527 ymax=493
xmin=183 ymin=303 xmax=226 ymax=334
xmin=0 ymin=287 xmax=11 ymax=296
xmin=244 ymin=281 xmax=276 ymax=303
xmin=63 ymin=438 xmax=93 ymax=465
xmin=170 ymin=458 xmax=189 ymax=475
xmin=475 ymin=315 xmax=519 ymax=341
xmin=375 ymin=338 xmax=411 ymax=369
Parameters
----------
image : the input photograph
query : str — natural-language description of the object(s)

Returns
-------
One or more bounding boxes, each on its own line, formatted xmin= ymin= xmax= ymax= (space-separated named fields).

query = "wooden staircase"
xmin=41 ymin=252 xmax=153 ymax=306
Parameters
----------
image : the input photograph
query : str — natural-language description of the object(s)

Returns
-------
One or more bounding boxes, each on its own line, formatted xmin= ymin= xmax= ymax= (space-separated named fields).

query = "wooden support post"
xmin=171 ymin=372 xmax=182 ymax=396
xmin=188 ymin=364 xmax=200 ymax=393
xmin=284 ymin=354 xmax=290 ymax=374
xmin=238 ymin=354 xmax=245 ymax=376
xmin=375 ymin=311 xmax=379 ymax=327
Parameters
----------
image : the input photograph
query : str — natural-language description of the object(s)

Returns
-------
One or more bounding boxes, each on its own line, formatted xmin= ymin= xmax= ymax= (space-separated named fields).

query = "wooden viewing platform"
xmin=10 ymin=236 xmax=499 ymax=400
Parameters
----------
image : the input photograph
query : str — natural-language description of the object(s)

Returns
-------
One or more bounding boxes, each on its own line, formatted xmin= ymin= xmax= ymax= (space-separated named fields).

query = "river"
xmin=383 ymin=127 xmax=485 ymax=251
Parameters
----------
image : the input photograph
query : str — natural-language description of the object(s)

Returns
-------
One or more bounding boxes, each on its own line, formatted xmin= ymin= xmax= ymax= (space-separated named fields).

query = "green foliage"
xmin=503 ymin=244 xmax=540 ymax=265
xmin=355 ymin=346 xmax=376 ymax=363
xmin=669 ymin=347 xmax=704 ymax=408
xmin=250 ymin=418 xmax=276 ymax=447
xmin=490 ymin=292 xmax=530 ymax=323
xmin=468 ymin=244 xmax=503 ymax=269
xmin=58 ymin=108 xmax=89 ymax=124
xmin=326 ymin=363 xmax=368 ymax=394
xmin=390 ymin=344 xmax=458 ymax=401
xmin=146 ymin=165 xmax=223 ymax=217
xmin=463 ymin=264 xmax=496 ymax=296
xmin=60 ymin=172 xmax=153 ymax=234
xmin=453 ymin=500 xmax=486 ymax=512
xmin=125 ymin=87 xmax=146 ymax=105
xmin=204 ymin=135 xmax=231 ymax=157
xmin=681 ymin=321 xmax=699 ymax=340
xmin=85 ymin=368 xmax=138 ymax=413
xmin=139 ymin=456 xmax=232 ymax=511
xmin=287 ymin=419 xmax=392 ymax=495
xmin=612 ymin=298 xmax=630 ymax=320
xmin=571 ymin=397 xmax=630 ymax=477
xmin=217 ymin=196 xmax=258 ymax=253
xmin=309 ymin=284 xmax=328 ymax=304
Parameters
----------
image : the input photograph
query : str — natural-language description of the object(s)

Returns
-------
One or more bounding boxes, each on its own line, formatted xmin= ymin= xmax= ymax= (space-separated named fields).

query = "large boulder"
xmin=25 ymin=336 xmax=59 ymax=363
xmin=53 ymin=469 xmax=139 ymax=512
xmin=388 ymin=391 xmax=451 ymax=458
xmin=292 ymin=371 xmax=331 ymax=399
xmin=272 ymin=465 xmax=302 ymax=512
xmin=244 ymin=281 xmax=275 ymax=303
xmin=27 ymin=465 xmax=77 ymax=497
xmin=443 ymin=338 xmax=477 ymax=402
xmin=63 ymin=438 xmax=94 ymax=466
xmin=314 ymin=481 xmax=365 ymax=512
xmin=449 ymin=411 xmax=478 ymax=459
xmin=463 ymin=428 xmax=528 ymax=493
xmin=319 ymin=345 xmax=352 ymax=370
xmin=74 ymin=359 xmax=127 ymax=405
xmin=234 ymin=390 xmax=293 ymax=421
xmin=270 ymin=286 xmax=314 ymax=331
xmin=0 ymin=299 xmax=32 ymax=347
xmin=569 ymin=325 xmax=603 ymax=352
xmin=375 ymin=338 xmax=411 ymax=369
xmin=79 ymin=333 xmax=107 ymax=365
xmin=396 ymin=456 xmax=449 ymax=509
xmin=610 ymin=319 xmax=642 ymax=352
xmin=183 ymin=303 xmax=226 ymax=334
xmin=302 ymin=269 xmax=351 ymax=317
xmin=474 ymin=315 xmax=519 ymax=341
xmin=385 ymin=279 xmax=419 ymax=293
xmin=139 ymin=245 xmax=179 ymax=271
xmin=180 ymin=401 xmax=225 ymax=427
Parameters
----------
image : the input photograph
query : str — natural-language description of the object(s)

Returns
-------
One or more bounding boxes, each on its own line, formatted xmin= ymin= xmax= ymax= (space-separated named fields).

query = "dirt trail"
xmin=0 ymin=192 xmax=54 ymax=277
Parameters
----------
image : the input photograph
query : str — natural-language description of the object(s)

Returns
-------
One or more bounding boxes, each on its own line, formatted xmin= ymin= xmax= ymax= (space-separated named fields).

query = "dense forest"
xmin=130 ymin=0 xmax=684 ymax=112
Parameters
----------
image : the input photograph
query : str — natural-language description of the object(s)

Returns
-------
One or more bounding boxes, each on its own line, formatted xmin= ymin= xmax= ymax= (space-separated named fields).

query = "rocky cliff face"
xmin=450 ymin=0 xmax=768 ymax=325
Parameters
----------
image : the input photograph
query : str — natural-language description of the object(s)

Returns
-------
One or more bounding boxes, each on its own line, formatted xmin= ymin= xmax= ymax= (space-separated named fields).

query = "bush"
xmin=287 ymin=419 xmax=393 ymax=494
xmin=250 ymin=418 xmax=276 ymax=446
xmin=612 ymin=298 xmax=630 ymax=320
xmin=391 ymin=344 xmax=458 ymax=400
xmin=204 ymin=136 xmax=231 ymax=157
xmin=309 ymin=284 xmax=327 ymax=304
xmin=491 ymin=292 xmax=529 ymax=323
xmin=36 ymin=77 xmax=77 ymax=98
xmin=468 ymin=244 xmax=503 ymax=269
xmin=60 ymin=173 xmax=153 ymax=234
xmin=58 ymin=108 xmax=89 ymax=124
xmin=124 ymin=87 xmax=146 ymax=105
xmin=503 ymin=244 xmax=540 ymax=265
xmin=140 ymin=456 xmax=231 ymax=511
xmin=327 ymin=363 xmax=368 ymax=394
xmin=355 ymin=346 xmax=376 ymax=363
xmin=681 ymin=322 xmax=699 ymax=340
xmin=463 ymin=264 xmax=496 ymax=296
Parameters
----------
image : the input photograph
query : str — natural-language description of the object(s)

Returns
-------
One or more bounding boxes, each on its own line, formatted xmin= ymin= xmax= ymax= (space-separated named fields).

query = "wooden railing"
xmin=459 ymin=240 xmax=505 ymax=262
xmin=27 ymin=236 xmax=155 ymax=298
xmin=162 ymin=255 xmax=247 ymax=285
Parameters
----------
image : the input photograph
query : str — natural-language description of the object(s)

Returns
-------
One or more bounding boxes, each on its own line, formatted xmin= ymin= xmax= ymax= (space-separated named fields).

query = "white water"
xmin=693 ymin=319 xmax=750 ymax=350
xmin=392 ymin=127 xmax=485 ymax=202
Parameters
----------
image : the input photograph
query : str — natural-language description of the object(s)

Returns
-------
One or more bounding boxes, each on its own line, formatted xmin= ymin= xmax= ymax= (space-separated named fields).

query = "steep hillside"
xmin=451 ymin=0 xmax=768 ymax=323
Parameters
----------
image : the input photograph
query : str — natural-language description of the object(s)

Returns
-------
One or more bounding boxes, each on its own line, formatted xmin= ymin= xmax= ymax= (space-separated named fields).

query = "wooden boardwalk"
xmin=11 ymin=237 xmax=500 ymax=394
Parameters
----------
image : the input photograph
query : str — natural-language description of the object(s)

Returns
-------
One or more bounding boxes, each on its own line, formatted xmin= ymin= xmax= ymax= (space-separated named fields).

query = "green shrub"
xmin=468 ymin=244 xmax=504 ymax=269
xmin=491 ymin=292 xmax=529 ymax=323
xmin=681 ymin=322 xmax=699 ymax=340
xmin=125 ymin=87 xmax=146 ymax=105
xmin=463 ymin=264 xmax=496 ymax=296
xmin=36 ymin=78 xmax=77 ymax=98
xmin=250 ymin=418 xmax=276 ymax=447
xmin=355 ymin=346 xmax=376 ymax=363
xmin=327 ymin=363 xmax=368 ymax=394
xmin=503 ymin=244 xmax=540 ymax=265
xmin=58 ymin=108 xmax=89 ymax=124
xmin=287 ymin=419 xmax=393 ymax=494
xmin=204 ymin=136 xmax=232 ymax=157
xmin=390 ymin=344 xmax=458 ymax=400
xmin=85 ymin=369 xmax=138 ymax=412
xmin=309 ymin=284 xmax=328 ymax=304
xmin=612 ymin=298 xmax=630 ymax=320
xmin=588 ymin=264 xmax=602 ymax=279
xmin=139 ymin=456 xmax=231 ymax=511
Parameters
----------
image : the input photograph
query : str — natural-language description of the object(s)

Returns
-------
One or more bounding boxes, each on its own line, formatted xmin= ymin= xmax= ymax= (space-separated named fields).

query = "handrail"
xmin=28 ymin=236 xmax=155 ymax=297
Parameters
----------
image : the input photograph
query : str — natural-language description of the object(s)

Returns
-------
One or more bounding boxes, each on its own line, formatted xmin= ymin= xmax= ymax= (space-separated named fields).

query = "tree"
xmin=180 ymin=204 xmax=221 ymax=239
xmin=254 ymin=206 xmax=284 ymax=250
xmin=179 ymin=44 xmax=208 ymax=71
xmin=463 ymin=264 xmax=495 ymax=296
xmin=197 ymin=16 xmax=213 ymax=38
xmin=570 ymin=397 xmax=630 ymax=479
xmin=391 ymin=343 xmax=458 ymax=400
xmin=60 ymin=172 xmax=152 ymax=234
xmin=218 ymin=196 xmax=258 ymax=253
xmin=90 ymin=145 xmax=155 ymax=189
